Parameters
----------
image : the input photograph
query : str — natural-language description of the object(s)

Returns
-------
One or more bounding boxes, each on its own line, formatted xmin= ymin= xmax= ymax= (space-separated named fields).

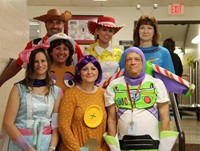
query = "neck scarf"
xmin=33 ymin=79 xmax=47 ymax=87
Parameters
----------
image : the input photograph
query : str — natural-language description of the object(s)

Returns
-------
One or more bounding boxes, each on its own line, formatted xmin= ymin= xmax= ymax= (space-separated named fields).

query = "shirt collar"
xmin=94 ymin=42 xmax=113 ymax=55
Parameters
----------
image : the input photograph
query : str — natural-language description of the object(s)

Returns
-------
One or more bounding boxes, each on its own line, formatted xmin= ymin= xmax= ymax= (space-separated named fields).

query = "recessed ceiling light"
xmin=191 ymin=34 xmax=200 ymax=44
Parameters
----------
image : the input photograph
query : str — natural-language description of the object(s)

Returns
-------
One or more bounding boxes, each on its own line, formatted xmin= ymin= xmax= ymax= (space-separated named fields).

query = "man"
xmin=163 ymin=38 xmax=183 ymax=105
xmin=163 ymin=38 xmax=183 ymax=77
xmin=0 ymin=9 xmax=83 ymax=87
xmin=103 ymin=47 xmax=178 ymax=151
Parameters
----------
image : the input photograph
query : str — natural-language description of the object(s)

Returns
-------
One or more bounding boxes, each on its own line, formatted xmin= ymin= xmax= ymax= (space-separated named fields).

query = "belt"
xmin=119 ymin=134 xmax=159 ymax=150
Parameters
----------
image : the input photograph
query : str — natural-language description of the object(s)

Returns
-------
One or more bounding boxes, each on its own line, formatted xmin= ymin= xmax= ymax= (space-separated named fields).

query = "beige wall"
xmin=0 ymin=0 xmax=28 ymax=149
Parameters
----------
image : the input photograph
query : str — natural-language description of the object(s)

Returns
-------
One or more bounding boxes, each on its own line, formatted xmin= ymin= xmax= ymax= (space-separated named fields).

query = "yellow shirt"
xmin=85 ymin=42 xmax=122 ymax=82
xmin=85 ymin=42 xmax=122 ymax=63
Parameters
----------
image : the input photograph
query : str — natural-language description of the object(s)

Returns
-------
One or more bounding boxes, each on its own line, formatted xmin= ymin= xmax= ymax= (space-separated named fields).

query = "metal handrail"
xmin=169 ymin=92 xmax=185 ymax=151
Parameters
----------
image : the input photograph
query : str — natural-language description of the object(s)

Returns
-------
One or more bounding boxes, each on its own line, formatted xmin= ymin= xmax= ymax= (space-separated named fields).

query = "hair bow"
xmin=19 ymin=43 xmax=50 ymax=64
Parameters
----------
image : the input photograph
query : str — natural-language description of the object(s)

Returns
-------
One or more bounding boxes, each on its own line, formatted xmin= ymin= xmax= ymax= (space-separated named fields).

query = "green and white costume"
xmin=104 ymin=75 xmax=178 ymax=151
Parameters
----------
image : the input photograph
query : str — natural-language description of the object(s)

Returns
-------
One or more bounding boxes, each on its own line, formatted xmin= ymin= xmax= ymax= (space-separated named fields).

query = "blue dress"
xmin=8 ymin=84 xmax=60 ymax=151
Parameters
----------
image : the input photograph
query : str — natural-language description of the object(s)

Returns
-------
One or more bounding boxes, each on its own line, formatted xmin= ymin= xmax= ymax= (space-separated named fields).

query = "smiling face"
xmin=139 ymin=24 xmax=154 ymax=43
xmin=80 ymin=62 xmax=99 ymax=84
xmin=125 ymin=52 xmax=143 ymax=78
xmin=96 ymin=26 xmax=115 ymax=47
xmin=45 ymin=20 xmax=65 ymax=37
xmin=34 ymin=52 xmax=48 ymax=79
xmin=51 ymin=43 xmax=69 ymax=66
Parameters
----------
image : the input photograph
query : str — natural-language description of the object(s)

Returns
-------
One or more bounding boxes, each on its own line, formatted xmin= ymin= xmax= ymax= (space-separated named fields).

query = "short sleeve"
xmin=104 ymin=82 xmax=115 ymax=107
xmin=154 ymin=78 xmax=170 ymax=104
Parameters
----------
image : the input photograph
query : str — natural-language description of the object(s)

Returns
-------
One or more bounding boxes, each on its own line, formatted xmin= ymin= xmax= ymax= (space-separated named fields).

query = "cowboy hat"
xmin=88 ymin=16 xmax=124 ymax=35
xmin=33 ymin=9 xmax=72 ymax=22
xmin=46 ymin=33 xmax=75 ymax=50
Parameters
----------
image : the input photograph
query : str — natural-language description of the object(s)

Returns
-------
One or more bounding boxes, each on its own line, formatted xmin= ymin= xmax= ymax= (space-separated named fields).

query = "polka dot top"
xmin=58 ymin=85 xmax=109 ymax=151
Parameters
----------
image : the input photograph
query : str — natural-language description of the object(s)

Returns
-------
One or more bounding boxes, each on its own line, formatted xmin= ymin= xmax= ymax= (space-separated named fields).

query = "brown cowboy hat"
xmin=88 ymin=16 xmax=124 ymax=35
xmin=33 ymin=9 xmax=72 ymax=22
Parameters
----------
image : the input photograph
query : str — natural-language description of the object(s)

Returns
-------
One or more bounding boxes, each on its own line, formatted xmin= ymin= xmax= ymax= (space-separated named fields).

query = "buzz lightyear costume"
xmin=103 ymin=47 xmax=178 ymax=151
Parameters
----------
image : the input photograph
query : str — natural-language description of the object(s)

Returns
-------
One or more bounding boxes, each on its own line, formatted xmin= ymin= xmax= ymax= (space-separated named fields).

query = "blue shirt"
xmin=119 ymin=45 xmax=175 ymax=73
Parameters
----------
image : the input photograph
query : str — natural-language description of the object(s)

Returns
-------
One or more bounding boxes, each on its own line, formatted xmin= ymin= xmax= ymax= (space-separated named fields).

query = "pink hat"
xmin=87 ymin=16 xmax=124 ymax=35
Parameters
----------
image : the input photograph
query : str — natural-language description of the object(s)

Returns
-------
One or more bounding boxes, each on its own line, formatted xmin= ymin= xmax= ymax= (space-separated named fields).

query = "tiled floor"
xmin=170 ymin=111 xmax=200 ymax=144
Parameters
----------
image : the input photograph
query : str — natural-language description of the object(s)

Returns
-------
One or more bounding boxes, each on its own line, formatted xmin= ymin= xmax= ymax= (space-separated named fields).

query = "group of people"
xmin=1 ymin=8 xmax=181 ymax=151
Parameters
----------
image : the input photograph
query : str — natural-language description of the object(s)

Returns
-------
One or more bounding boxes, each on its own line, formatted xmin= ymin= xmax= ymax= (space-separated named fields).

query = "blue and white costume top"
xmin=8 ymin=83 xmax=60 ymax=151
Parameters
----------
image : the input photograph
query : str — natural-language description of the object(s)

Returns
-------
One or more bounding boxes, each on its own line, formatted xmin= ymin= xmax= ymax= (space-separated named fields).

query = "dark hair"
xmin=74 ymin=55 xmax=102 ymax=85
xmin=20 ymin=48 xmax=52 ymax=94
xmin=163 ymin=38 xmax=175 ymax=52
xmin=48 ymin=39 xmax=74 ymax=66
xmin=133 ymin=15 xmax=161 ymax=46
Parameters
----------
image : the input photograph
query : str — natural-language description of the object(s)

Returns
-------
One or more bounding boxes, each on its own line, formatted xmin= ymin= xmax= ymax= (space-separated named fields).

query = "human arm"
xmin=0 ymin=40 xmax=34 ymax=87
xmin=104 ymin=83 xmax=117 ymax=137
xmin=2 ymin=85 xmax=35 ymax=151
xmin=75 ymin=43 xmax=83 ymax=62
xmin=0 ymin=59 xmax=22 ymax=87
xmin=58 ymin=90 xmax=80 ymax=151
xmin=107 ymin=104 xmax=117 ymax=137
xmin=48 ymin=89 xmax=62 ymax=151
xmin=158 ymin=102 xmax=170 ymax=131
xmin=155 ymin=78 xmax=170 ymax=131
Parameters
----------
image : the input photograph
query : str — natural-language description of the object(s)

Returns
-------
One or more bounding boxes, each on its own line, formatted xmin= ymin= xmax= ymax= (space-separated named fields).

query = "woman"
xmin=119 ymin=15 xmax=175 ymax=73
xmin=47 ymin=33 xmax=76 ymax=91
xmin=104 ymin=47 xmax=177 ymax=151
xmin=58 ymin=55 xmax=109 ymax=151
xmin=85 ymin=16 xmax=124 ymax=84
xmin=3 ymin=46 xmax=62 ymax=151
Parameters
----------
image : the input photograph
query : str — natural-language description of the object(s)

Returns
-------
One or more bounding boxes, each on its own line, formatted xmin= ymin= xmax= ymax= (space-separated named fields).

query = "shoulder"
xmin=86 ymin=42 xmax=98 ymax=50
xmin=108 ymin=76 xmax=125 ymax=87
xmin=173 ymin=53 xmax=180 ymax=58
xmin=64 ymin=85 xmax=77 ymax=94
xmin=24 ymin=40 xmax=34 ymax=49
xmin=97 ymin=87 xmax=105 ymax=93
xmin=85 ymin=43 xmax=96 ymax=54
xmin=113 ymin=47 xmax=122 ymax=55
xmin=158 ymin=46 xmax=169 ymax=52
xmin=113 ymin=47 xmax=122 ymax=52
